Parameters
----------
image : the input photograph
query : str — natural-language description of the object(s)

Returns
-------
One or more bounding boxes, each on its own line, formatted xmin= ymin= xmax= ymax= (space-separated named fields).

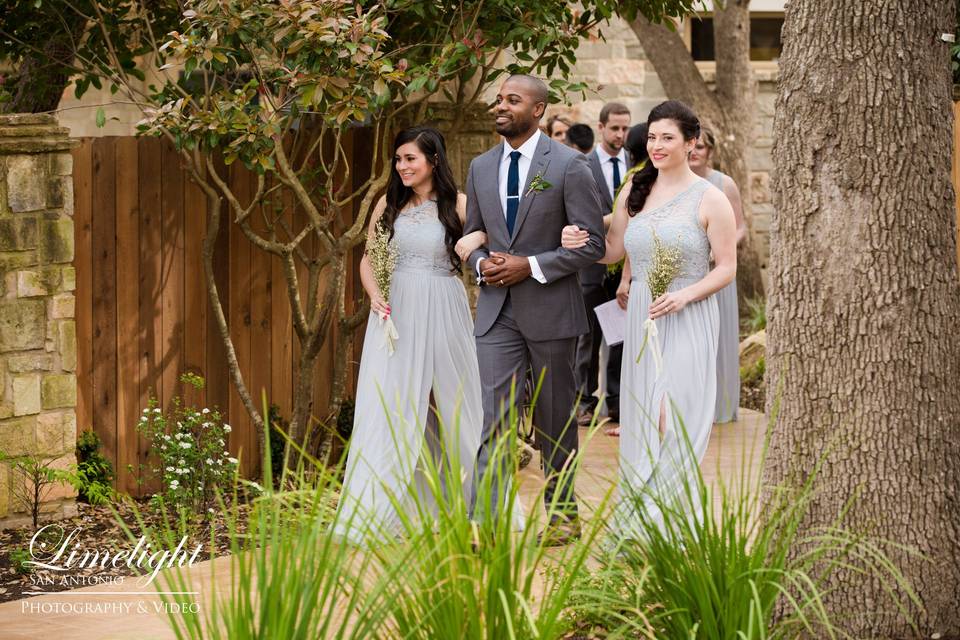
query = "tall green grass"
xmin=127 ymin=393 xmax=917 ymax=639
xmin=571 ymin=409 xmax=919 ymax=640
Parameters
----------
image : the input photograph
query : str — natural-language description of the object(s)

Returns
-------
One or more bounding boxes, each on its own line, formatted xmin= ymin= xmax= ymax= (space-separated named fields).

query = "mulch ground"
xmin=0 ymin=497 xmax=250 ymax=603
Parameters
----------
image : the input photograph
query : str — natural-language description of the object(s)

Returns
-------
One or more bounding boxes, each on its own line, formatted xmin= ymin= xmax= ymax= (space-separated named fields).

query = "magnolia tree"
xmin=13 ymin=0 xmax=694 ymax=463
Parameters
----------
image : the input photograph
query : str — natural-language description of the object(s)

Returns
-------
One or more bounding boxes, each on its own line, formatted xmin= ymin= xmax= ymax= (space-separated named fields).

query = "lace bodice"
xmin=392 ymin=200 xmax=455 ymax=276
xmin=624 ymin=178 xmax=711 ymax=288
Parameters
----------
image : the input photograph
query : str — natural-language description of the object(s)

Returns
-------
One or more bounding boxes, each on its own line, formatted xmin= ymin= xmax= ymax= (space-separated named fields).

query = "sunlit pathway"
xmin=0 ymin=409 xmax=766 ymax=639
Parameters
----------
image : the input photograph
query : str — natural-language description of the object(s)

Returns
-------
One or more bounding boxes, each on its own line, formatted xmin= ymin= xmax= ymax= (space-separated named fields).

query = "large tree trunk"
xmin=764 ymin=1 xmax=960 ymax=637
xmin=629 ymin=3 xmax=766 ymax=307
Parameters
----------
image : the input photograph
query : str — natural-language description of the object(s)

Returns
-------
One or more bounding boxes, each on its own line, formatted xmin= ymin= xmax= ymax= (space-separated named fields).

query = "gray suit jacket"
xmin=581 ymin=149 xmax=634 ymax=287
xmin=464 ymin=135 xmax=606 ymax=341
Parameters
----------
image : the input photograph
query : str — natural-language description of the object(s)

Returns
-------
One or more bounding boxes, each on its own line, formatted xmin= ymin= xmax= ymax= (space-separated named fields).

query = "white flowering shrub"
xmin=136 ymin=374 xmax=239 ymax=515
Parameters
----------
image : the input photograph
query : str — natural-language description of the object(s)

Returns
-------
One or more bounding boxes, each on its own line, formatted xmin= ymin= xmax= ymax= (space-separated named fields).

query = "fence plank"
xmin=183 ymin=166 xmax=207 ymax=408
xmin=160 ymin=140 xmax=185 ymax=416
xmin=73 ymin=142 xmax=94 ymax=445
xmin=115 ymin=137 xmax=141 ymax=496
xmin=91 ymin=138 xmax=118 ymax=470
xmin=138 ymin=137 xmax=164 ymax=495
xmin=248 ymin=176 xmax=271 ymax=473
xmin=228 ymin=164 xmax=253 ymax=475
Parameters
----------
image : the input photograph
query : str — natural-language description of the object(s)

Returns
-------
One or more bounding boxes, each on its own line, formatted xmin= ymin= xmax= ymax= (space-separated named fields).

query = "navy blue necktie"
xmin=506 ymin=150 xmax=521 ymax=236
xmin=611 ymin=156 xmax=621 ymax=195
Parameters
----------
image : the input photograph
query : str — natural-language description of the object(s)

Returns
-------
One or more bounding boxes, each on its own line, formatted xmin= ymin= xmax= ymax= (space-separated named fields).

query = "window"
xmin=690 ymin=15 xmax=784 ymax=62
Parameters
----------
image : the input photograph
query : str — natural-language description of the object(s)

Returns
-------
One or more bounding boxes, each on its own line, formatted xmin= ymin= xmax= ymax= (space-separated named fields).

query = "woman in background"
xmin=688 ymin=127 xmax=747 ymax=423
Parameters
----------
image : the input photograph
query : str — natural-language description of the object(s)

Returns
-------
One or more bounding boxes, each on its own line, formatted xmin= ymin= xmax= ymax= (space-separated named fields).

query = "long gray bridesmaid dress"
xmin=335 ymin=200 xmax=524 ymax=544
xmin=707 ymin=169 xmax=740 ymax=423
xmin=614 ymin=178 xmax=719 ymax=537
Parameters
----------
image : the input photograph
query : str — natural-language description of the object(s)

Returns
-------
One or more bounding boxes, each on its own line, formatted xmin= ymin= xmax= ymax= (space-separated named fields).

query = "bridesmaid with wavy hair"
xmin=562 ymin=100 xmax=736 ymax=535
xmin=336 ymin=126 xmax=519 ymax=544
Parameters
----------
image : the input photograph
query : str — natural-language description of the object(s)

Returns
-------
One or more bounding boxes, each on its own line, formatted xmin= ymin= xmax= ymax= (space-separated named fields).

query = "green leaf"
xmin=95 ymin=107 xmax=106 ymax=129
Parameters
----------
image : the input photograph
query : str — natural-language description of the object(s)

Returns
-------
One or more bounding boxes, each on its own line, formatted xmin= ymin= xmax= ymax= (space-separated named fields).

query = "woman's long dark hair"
xmin=626 ymin=100 xmax=701 ymax=216
xmin=380 ymin=126 xmax=462 ymax=272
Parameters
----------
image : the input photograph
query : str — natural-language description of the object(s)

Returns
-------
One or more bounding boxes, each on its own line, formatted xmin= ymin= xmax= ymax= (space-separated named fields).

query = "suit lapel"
xmin=483 ymin=144 xmax=509 ymax=243
xmin=509 ymin=135 xmax=552 ymax=246
xmin=589 ymin=150 xmax=614 ymax=212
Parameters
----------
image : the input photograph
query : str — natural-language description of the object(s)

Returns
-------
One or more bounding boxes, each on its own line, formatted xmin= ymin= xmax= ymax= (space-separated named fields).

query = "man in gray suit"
xmin=576 ymin=102 xmax=632 ymax=427
xmin=463 ymin=75 xmax=605 ymax=543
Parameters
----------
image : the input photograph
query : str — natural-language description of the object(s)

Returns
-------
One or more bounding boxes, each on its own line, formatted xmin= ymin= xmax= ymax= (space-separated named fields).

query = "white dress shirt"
xmin=478 ymin=128 xmax=547 ymax=284
xmin=594 ymin=145 xmax=628 ymax=201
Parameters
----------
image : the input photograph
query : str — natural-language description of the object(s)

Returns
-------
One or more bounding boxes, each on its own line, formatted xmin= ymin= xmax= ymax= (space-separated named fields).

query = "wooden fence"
xmin=73 ymin=135 xmax=367 ymax=495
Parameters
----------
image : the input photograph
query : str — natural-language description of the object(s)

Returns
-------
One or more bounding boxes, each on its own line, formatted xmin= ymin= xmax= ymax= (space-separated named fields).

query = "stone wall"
xmin=541 ymin=16 xmax=779 ymax=269
xmin=0 ymin=114 xmax=79 ymax=528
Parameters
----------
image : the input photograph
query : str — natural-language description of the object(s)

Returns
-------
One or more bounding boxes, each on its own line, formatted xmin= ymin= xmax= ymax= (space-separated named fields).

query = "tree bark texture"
xmin=764 ymin=1 xmax=960 ymax=637
xmin=629 ymin=3 xmax=766 ymax=307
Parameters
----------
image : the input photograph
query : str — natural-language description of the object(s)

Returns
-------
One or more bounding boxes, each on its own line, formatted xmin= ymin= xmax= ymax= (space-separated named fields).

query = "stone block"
xmin=60 ymin=266 xmax=75 ymax=292
xmin=13 ymin=374 xmax=41 ymax=416
xmin=50 ymin=293 xmax=75 ymax=319
xmin=750 ymin=172 xmax=771 ymax=204
xmin=48 ymin=176 xmax=72 ymax=211
xmin=44 ymin=453 xmax=78 ymax=501
xmin=36 ymin=411 xmax=74 ymax=455
xmin=6 ymin=353 xmax=54 ymax=373
xmin=0 ymin=217 xmax=37 ymax=251
xmin=16 ymin=268 xmax=60 ymax=298
xmin=0 ymin=405 xmax=11 ymax=420
xmin=59 ymin=320 xmax=76 ymax=372
xmin=597 ymin=58 xmax=646 ymax=87
xmin=0 ymin=415 xmax=37 ymax=456
xmin=0 ymin=251 xmax=37 ymax=272
xmin=5 ymin=155 xmax=48 ymax=213
xmin=41 ymin=373 xmax=76 ymax=409
xmin=51 ymin=153 xmax=73 ymax=177
xmin=0 ymin=299 xmax=45 ymax=352
xmin=39 ymin=218 xmax=74 ymax=264
xmin=0 ymin=464 xmax=8 ymax=517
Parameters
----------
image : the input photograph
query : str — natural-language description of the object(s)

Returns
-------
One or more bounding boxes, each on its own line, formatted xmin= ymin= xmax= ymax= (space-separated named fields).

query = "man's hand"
xmin=482 ymin=252 xmax=531 ymax=287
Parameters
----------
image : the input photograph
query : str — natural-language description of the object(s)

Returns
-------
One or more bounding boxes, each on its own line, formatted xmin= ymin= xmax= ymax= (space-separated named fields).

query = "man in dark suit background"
xmin=576 ymin=102 xmax=631 ymax=427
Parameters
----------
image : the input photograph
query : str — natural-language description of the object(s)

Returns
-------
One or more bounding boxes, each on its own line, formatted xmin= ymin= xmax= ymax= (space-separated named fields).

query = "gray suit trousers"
xmin=473 ymin=295 xmax=579 ymax=519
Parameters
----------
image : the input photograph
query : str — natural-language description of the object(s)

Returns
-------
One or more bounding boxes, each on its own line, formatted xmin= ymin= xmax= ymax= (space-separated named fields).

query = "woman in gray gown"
xmin=336 ymin=127 xmax=522 ymax=544
xmin=562 ymin=101 xmax=736 ymax=536
xmin=689 ymin=127 xmax=747 ymax=423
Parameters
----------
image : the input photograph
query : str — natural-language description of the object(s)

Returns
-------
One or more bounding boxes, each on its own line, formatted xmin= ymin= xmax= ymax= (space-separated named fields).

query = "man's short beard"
xmin=496 ymin=119 xmax=531 ymax=138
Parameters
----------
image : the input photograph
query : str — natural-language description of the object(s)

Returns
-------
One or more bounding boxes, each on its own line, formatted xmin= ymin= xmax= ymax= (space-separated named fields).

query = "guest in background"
xmin=565 ymin=123 xmax=595 ymax=154
xmin=688 ymin=126 xmax=746 ymax=423
xmin=546 ymin=114 xmax=573 ymax=145
xmin=577 ymin=103 xmax=632 ymax=428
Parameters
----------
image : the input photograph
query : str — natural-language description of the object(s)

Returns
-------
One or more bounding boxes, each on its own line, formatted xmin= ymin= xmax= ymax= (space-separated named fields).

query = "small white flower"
xmin=217 ymin=459 xmax=223 ymax=465
xmin=169 ymin=479 xmax=180 ymax=489
xmin=142 ymin=407 xmax=150 ymax=415
xmin=223 ymin=424 xmax=232 ymax=433
xmin=139 ymin=416 xmax=147 ymax=423
xmin=207 ymin=508 xmax=215 ymax=514
xmin=228 ymin=457 xmax=238 ymax=465
xmin=202 ymin=408 xmax=210 ymax=414
xmin=179 ymin=458 xmax=186 ymax=465
xmin=177 ymin=422 xmax=183 ymax=429
xmin=165 ymin=466 xmax=174 ymax=472
xmin=180 ymin=441 xmax=192 ymax=449
xmin=174 ymin=432 xmax=183 ymax=439
xmin=153 ymin=407 xmax=162 ymax=414
xmin=163 ymin=434 xmax=172 ymax=441
xmin=219 ymin=439 xmax=225 ymax=446
xmin=206 ymin=458 xmax=214 ymax=465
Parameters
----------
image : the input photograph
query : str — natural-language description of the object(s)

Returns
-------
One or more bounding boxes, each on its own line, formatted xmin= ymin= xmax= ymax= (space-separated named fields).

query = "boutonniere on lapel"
xmin=525 ymin=172 xmax=552 ymax=197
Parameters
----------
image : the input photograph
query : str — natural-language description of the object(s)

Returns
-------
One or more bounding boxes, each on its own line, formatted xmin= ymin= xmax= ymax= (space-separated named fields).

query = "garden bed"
xmin=0 ymin=498 xmax=250 ymax=603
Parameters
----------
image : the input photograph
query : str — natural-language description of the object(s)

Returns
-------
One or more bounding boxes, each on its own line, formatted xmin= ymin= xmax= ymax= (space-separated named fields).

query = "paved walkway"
xmin=0 ymin=409 xmax=766 ymax=639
